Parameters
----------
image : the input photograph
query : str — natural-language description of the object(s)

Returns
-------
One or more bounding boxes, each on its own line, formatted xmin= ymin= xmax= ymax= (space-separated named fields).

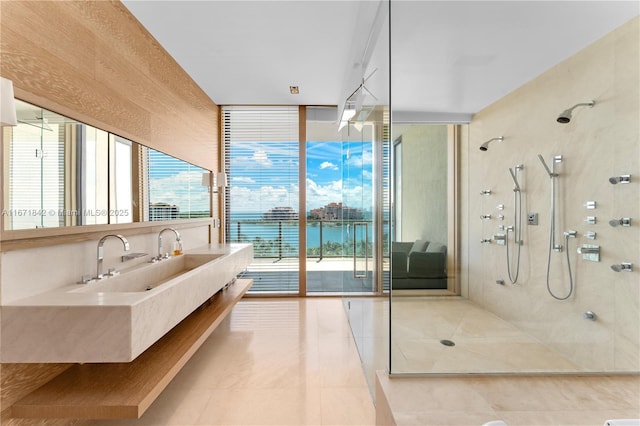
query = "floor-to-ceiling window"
xmin=223 ymin=106 xmax=300 ymax=294
xmin=306 ymin=115 xmax=377 ymax=294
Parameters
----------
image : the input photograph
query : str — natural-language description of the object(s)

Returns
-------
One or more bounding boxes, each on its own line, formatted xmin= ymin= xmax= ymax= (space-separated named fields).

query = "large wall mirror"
xmin=2 ymin=99 xmax=211 ymax=231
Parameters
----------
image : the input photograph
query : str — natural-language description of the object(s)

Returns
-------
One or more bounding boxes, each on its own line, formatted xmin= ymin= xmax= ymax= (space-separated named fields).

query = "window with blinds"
xmin=222 ymin=106 xmax=300 ymax=294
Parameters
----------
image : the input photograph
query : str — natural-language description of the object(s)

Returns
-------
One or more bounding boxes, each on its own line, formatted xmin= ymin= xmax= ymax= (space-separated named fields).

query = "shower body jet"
xmin=609 ymin=175 xmax=631 ymax=184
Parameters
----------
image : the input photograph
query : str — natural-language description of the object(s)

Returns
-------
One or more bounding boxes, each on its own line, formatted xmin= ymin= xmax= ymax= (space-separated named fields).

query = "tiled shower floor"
xmin=345 ymin=296 xmax=582 ymax=396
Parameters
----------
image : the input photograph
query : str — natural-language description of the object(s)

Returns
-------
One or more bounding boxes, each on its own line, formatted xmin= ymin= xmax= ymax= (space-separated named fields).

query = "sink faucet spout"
xmin=157 ymin=228 xmax=181 ymax=261
xmin=97 ymin=234 xmax=130 ymax=279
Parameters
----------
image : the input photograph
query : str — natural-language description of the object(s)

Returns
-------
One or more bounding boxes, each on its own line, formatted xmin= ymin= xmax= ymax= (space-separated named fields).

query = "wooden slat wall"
xmin=0 ymin=0 xmax=218 ymax=172
xmin=0 ymin=3 xmax=220 ymax=422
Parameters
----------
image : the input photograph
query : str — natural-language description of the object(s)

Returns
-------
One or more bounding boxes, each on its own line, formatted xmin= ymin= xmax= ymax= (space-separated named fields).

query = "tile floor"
xmin=376 ymin=372 xmax=640 ymax=426
xmin=91 ymin=297 xmax=375 ymax=426
xmin=86 ymin=295 xmax=638 ymax=426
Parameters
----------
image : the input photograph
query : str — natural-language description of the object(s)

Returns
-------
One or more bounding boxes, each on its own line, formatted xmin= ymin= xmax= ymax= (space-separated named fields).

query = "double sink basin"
xmin=1 ymin=244 xmax=253 ymax=363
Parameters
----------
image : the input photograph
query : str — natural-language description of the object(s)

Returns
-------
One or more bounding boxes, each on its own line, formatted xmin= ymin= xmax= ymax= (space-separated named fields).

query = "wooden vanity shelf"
xmin=10 ymin=278 xmax=253 ymax=420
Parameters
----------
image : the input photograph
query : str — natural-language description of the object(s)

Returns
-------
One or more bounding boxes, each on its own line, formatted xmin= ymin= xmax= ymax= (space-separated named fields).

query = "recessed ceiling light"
xmin=289 ymin=86 xmax=299 ymax=94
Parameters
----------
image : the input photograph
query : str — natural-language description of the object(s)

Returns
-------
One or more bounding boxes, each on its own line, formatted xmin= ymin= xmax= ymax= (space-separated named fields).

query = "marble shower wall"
xmin=465 ymin=17 xmax=639 ymax=371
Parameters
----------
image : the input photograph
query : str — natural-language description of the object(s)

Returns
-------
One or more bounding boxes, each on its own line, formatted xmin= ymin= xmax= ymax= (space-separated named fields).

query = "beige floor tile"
xmin=196 ymin=387 xmax=323 ymax=425
xmin=320 ymin=387 xmax=376 ymax=425
xmin=499 ymin=410 xmax=640 ymax=426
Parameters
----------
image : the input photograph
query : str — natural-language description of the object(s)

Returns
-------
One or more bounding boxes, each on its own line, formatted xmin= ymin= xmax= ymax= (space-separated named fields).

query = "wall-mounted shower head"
xmin=556 ymin=101 xmax=595 ymax=123
xmin=609 ymin=174 xmax=631 ymax=184
xmin=479 ymin=136 xmax=503 ymax=151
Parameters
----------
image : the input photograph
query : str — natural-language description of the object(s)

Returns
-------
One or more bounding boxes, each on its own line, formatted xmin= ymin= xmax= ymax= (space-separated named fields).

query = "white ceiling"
xmin=123 ymin=1 xmax=639 ymax=120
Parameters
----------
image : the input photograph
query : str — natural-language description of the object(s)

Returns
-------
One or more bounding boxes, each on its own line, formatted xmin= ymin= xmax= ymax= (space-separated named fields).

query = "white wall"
xmin=464 ymin=17 xmax=639 ymax=371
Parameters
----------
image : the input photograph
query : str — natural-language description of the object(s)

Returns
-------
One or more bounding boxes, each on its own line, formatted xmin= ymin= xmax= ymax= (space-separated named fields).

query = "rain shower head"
xmin=479 ymin=136 xmax=503 ymax=151
xmin=556 ymin=101 xmax=595 ymax=123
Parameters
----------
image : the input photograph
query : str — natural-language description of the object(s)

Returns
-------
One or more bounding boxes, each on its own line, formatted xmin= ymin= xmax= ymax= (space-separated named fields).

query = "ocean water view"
xmin=228 ymin=211 xmax=389 ymax=260
xmin=231 ymin=220 xmax=353 ymax=248
xmin=228 ymin=216 xmax=364 ymax=248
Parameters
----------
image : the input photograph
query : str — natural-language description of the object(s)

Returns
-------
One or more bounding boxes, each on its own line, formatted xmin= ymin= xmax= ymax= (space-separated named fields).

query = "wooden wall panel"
xmin=0 ymin=1 xmax=218 ymax=172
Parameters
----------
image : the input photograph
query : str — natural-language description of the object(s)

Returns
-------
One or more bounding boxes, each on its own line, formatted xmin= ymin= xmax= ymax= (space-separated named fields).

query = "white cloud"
xmin=320 ymin=161 xmax=338 ymax=171
xmin=229 ymin=179 xmax=372 ymax=214
xmin=230 ymin=185 xmax=298 ymax=212
xmin=252 ymin=149 xmax=272 ymax=167
xmin=233 ymin=176 xmax=256 ymax=184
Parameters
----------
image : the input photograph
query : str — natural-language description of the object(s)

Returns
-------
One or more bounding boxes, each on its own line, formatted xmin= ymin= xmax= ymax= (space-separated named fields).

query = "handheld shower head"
xmin=479 ymin=136 xmax=503 ymax=151
xmin=537 ymin=154 xmax=554 ymax=178
xmin=556 ymin=101 xmax=595 ymax=123
xmin=508 ymin=167 xmax=521 ymax=192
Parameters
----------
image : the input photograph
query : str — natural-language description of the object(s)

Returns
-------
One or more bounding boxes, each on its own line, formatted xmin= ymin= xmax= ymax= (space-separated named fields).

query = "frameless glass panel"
xmin=336 ymin=0 xmax=390 ymax=396
xmin=342 ymin=133 xmax=375 ymax=293
xmin=305 ymin=117 xmax=376 ymax=294
xmin=389 ymin=124 xmax=452 ymax=374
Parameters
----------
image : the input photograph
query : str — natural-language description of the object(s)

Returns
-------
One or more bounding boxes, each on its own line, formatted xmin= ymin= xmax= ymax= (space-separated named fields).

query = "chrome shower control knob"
xmin=480 ymin=214 xmax=492 ymax=220
xmin=583 ymin=311 xmax=597 ymax=321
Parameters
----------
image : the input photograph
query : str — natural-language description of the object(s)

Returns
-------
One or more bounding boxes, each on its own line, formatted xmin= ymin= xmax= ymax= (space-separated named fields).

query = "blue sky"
xmin=229 ymin=141 xmax=373 ymax=214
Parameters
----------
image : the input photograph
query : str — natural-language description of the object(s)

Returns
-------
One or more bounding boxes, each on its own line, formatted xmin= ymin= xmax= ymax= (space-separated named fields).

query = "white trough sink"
xmin=1 ymin=244 xmax=253 ymax=363
xmin=69 ymin=253 xmax=222 ymax=294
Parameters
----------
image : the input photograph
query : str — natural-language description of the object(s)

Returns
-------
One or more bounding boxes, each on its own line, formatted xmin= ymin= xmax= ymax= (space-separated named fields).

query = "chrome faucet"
xmin=155 ymin=228 xmax=181 ymax=261
xmin=96 ymin=234 xmax=129 ymax=279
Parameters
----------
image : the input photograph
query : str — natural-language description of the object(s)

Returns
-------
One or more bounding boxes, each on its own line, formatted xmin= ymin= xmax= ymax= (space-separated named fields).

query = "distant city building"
xmin=263 ymin=206 xmax=298 ymax=221
xmin=149 ymin=202 xmax=179 ymax=221
xmin=309 ymin=202 xmax=363 ymax=220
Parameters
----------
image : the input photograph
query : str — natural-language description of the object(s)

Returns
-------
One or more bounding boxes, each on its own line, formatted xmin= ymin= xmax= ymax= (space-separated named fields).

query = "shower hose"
xmin=545 ymin=224 xmax=575 ymax=301
xmin=506 ymin=188 xmax=522 ymax=284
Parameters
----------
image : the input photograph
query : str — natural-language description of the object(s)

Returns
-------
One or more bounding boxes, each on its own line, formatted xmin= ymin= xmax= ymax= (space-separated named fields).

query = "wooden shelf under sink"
xmin=10 ymin=278 xmax=253 ymax=420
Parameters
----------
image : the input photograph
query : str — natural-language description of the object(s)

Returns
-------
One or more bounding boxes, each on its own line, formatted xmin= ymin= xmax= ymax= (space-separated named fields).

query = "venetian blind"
xmin=222 ymin=106 xmax=300 ymax=294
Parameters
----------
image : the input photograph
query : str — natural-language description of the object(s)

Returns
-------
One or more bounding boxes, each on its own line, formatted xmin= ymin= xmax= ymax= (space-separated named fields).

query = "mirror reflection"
xmin=145 ymin=148 xmax=210 ymax=221
xmin=2 ymin=100 xmax=210 ymax=231
xmin=391 ymin=124 xmax=450 ymax=291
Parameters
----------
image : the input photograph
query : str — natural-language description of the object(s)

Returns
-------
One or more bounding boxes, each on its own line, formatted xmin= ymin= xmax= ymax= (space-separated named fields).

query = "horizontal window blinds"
xmin=146 ymin=148 xmax=210 ymax=221
xmin=223 ymin=106 xmax=300 ymax=294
